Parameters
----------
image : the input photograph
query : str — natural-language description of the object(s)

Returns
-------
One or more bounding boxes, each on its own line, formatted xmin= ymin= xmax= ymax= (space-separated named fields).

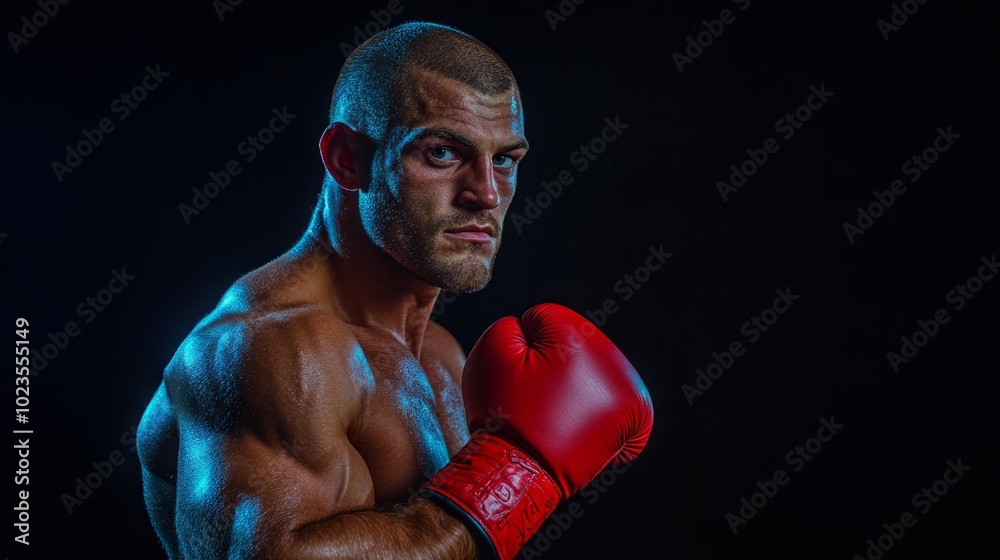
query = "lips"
xmin=445 ymin=223 xmax=496 ymax=236
xmin=444 ymin=223 xmax=497 ymax=243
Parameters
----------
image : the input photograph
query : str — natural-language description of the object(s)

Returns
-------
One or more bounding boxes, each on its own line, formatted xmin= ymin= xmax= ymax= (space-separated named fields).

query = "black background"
xmin=3 ymin=0 xmax=999 ymax=558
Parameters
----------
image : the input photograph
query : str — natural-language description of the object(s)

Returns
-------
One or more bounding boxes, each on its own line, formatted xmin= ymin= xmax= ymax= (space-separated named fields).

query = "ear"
xmin=319 ymin=123 xmax=363 ymax=191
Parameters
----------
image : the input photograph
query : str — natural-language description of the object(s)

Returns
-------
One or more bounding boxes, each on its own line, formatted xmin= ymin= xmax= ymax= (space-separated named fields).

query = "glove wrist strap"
xmin=423 ymin=429 xmax=562 ymax=560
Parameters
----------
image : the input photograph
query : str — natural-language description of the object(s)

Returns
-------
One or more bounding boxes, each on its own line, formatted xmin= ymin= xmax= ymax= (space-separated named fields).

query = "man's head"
xmin=319 ymin=22 xmax=527 ymax=293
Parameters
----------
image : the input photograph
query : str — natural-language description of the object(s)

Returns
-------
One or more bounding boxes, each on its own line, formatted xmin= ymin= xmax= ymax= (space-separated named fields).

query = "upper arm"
xmin=137 ymin=381 xmax=181 ymax=559
xmin=169 ymin=311 xmax=375 ymax=559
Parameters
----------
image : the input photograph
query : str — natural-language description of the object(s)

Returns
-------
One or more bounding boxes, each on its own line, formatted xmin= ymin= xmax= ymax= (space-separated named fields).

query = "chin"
xmin=429 ymin=254 xmax=495 ymax=293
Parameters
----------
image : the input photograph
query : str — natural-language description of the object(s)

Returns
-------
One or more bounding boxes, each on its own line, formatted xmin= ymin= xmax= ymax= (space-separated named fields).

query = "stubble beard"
xmin=366 ymin=185 xmax=503 ymax=293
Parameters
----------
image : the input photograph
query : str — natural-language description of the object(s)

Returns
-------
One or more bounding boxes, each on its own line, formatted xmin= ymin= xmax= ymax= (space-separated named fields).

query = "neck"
xmin=292 ymin=195 xmax=440 ymax=356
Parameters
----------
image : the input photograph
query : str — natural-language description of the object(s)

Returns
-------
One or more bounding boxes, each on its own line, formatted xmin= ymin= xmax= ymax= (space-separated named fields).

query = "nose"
xmin=455 ymin=155 xmax=500 ymax=212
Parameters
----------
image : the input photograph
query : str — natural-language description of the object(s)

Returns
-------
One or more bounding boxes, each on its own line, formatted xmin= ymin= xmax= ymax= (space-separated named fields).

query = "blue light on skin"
xmin=182 ymin=428 xmax=218 ymax=503
xmin=174 ymin=319 xmax=251 ymax=515
xmin=228 ymin=495 xmax=262 ymax=560
xmin=358 ymin=344 xmax=450 ymax=477
xmin=187 ymin=284 xmax=251 ymax=335
xmin=175 ymin=308 xmax=249 ymax=423
xmin=396 ymin=360 xmax=451 ymax=476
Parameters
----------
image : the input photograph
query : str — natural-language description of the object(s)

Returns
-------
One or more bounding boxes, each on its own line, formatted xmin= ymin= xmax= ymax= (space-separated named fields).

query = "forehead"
xmin=395 ymin=68 xmax=524 ymax=143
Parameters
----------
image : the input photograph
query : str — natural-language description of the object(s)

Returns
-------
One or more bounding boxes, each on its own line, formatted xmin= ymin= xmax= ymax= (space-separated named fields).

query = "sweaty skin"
xmin=138 ymin=65 xmax=527 ymax=560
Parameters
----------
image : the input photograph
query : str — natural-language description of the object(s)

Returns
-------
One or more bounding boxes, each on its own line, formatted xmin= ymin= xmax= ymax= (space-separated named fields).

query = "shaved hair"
xmin=329 ymin=21 xmax=519 ymax=142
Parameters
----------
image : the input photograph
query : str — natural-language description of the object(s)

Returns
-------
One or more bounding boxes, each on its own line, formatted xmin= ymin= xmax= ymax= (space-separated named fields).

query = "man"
xmin=138 ymin=21 xmax=653 ymax=559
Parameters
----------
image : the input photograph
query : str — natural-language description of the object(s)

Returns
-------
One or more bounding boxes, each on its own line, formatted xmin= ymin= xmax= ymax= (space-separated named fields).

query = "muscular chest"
xmin=350 ymin=334 xmax=469 ymax=503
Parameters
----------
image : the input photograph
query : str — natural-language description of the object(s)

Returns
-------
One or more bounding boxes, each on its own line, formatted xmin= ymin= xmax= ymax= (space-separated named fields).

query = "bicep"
xmin=172 ymin=337 xmax=375 ymax=557
xmin=171 ymin=310 xmax=382 ymax=558
xmin=174 ymin=419 xmax=374 ymax=559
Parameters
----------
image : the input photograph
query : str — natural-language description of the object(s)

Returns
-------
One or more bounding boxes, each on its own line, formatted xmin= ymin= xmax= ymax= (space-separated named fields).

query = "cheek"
xmin=498 ymin=184 xmax=516 ymax=214
xmin=497 ymin=195 xmax=512 ymax=217
xmin=399 ymin=168 xmax=459 ymax=213
xmin=386 ymin=185 xmax=449 ymax=236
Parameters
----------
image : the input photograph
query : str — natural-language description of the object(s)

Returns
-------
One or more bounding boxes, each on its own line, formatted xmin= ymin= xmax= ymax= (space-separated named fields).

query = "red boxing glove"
xmin=424 ymin=303 xmax=654 ymax=560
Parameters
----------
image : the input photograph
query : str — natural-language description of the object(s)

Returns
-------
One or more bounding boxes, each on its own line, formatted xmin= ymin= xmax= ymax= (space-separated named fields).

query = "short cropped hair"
xmin=329 ymin=21 xmax=518 ymax=141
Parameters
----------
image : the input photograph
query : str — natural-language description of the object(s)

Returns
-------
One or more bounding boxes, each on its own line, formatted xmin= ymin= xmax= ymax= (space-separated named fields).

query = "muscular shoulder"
xmin=422 ymin=320 xmax=467 ymax=385
xmin=164 ymin=290 xmax=372 ymax=439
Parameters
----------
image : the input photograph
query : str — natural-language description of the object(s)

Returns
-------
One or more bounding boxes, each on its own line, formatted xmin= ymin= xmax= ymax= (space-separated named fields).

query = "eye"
xmin=492 ymin=154 xmax=515 ymax=169
xmin=429 ymin=146 xmax=458 ymax=162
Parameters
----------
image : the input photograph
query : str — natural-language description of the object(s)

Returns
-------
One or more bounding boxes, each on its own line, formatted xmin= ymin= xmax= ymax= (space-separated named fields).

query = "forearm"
xmin=278 ymin=497 xmax=479 ymax=560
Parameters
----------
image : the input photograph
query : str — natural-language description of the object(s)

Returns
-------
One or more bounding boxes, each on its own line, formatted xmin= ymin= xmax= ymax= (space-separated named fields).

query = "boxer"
xmin=137 ymin=21 xmax=653 ymax=559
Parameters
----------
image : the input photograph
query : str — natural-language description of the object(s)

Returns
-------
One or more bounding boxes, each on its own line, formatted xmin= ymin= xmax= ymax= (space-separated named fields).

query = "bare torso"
xmin=137 ymin=247 xmax=471 ymax=558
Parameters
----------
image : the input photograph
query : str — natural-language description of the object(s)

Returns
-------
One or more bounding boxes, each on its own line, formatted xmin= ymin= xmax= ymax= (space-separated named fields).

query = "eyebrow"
xmin=413 ymin=127 xmax=529 ymax=153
